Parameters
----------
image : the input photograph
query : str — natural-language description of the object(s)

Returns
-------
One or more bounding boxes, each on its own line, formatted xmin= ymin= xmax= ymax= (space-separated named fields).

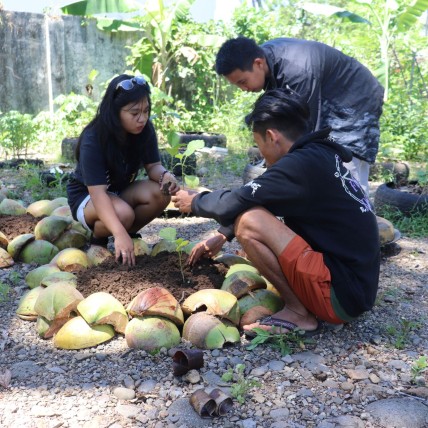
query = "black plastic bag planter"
xmin=374 ymin=181 xmax=428 ymax=216
xmin=178 ymin=132 xmax=226 ymax=148
xmin=243 ymin=159 xmax=267 ymax=184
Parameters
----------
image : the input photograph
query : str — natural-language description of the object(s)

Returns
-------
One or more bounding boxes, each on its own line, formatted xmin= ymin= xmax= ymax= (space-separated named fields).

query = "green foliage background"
xmin=1 ymin=0 xmax=427 ymax=163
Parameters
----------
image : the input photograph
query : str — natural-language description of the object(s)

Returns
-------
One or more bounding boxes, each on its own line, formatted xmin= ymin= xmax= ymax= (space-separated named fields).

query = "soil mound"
xmin=76 ymin=252 xmax=228 ymax=305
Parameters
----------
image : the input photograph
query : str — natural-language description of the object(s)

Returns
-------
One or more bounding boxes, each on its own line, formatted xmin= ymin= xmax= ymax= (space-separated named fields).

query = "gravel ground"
xmin=0 ymin=165 xmax=428 ymax=428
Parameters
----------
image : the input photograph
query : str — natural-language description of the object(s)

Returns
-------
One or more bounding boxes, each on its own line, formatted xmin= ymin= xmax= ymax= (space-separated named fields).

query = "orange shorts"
xmin=279 ymin=235 xmax=344 ymax=324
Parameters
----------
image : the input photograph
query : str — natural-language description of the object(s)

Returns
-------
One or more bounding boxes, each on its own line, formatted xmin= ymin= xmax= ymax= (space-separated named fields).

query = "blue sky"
xmin=0 ymin=0 xmax=245 ymax=22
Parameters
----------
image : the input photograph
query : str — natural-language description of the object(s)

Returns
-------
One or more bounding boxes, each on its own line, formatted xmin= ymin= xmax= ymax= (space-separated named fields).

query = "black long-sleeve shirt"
xmin=192 ymin=129 xmax=380 ymax=318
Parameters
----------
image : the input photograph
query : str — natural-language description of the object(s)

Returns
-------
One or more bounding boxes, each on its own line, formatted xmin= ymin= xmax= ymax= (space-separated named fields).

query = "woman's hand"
xmin=114 ymin=232 xmax=135 ymax=266
xmin=187 ymin=233 xmax=227 ymax=266
xmin=159 ymin=171 xmax=180 ymax=195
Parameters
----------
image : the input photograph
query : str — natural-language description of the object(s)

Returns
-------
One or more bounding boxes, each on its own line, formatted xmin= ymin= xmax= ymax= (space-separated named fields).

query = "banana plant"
xmin=61 ymin=0 xmax=198 ymax=93
xmin=301 ymin=0 xmax=428 ymax=100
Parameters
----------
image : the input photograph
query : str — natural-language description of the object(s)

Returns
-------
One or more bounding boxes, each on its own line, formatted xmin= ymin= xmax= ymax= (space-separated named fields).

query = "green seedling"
xmin=159 ymin=227 xmax=189 ymax=283
xmin=385 ymin=318 xmax=421 ymax=350
xmin=0 ymin=282 xmax=11 ymax=303
xmin=411 ymin=356 xmax=427 ymax=383
xmin=246 ymin=327 xmax=308 ymax=356
xmin=8 ymin=271 xmax=21 ymax=286
xmin=166 ymin=132 xmax=204 ymax=189
xmin=221 ymin=364 xmax=260 ymax=404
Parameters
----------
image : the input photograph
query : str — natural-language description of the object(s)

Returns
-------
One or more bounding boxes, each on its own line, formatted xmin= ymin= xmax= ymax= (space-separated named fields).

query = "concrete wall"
xmin=0 ymin=10 xmax=139 ymax=115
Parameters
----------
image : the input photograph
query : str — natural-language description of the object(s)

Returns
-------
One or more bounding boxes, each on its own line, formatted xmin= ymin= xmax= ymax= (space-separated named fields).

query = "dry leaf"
xmin=0 ymin=369 xmax=11 ymax=389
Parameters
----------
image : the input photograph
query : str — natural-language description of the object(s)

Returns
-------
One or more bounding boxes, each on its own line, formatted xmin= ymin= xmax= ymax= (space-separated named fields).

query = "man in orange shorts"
xmin=172 ymin=89 xmax=380 ymax=335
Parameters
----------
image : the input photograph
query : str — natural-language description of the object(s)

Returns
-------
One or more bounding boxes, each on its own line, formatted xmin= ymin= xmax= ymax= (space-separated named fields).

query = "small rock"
xmin=113 ymin=387 xmax=136 ymax=400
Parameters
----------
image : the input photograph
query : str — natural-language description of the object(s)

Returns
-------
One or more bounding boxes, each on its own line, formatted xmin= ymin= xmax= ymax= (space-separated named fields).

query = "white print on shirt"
xmin=334 ymin=155 xmax=373 ymax=213
xmin=245 ymin=180 xmax=261 ymax=197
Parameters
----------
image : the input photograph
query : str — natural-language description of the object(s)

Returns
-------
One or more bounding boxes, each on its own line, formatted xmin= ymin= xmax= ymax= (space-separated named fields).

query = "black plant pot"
xmin=178 ymin=132 xmax=226 ymax=148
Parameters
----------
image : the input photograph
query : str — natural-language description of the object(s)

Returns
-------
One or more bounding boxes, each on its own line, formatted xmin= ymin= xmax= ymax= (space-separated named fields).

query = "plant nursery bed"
xmin=76 ymin=251 xmax=228 ymax=306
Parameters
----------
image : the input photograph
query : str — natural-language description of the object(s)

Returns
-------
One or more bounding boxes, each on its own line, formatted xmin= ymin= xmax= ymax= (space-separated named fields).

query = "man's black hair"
xmin=215 ymin=36 xmax=265 ymax=75
xmin=246 ymin=89 xmax=311 ymax=142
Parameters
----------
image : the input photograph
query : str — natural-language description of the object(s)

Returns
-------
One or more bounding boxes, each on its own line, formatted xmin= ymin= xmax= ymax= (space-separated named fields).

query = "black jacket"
xmin=262 ymin=38 xmax=384 ymax=163
xmin=192 ymin=129 xmax=380 ymax=318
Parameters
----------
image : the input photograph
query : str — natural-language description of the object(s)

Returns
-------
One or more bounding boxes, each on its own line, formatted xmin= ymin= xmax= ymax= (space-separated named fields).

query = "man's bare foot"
xmin=243 ymin=307 xmax=318 ymax=335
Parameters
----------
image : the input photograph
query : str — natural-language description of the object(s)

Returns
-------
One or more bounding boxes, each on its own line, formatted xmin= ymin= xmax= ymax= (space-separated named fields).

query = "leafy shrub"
xmin=0 ymin=111 xmax=37 ymax=159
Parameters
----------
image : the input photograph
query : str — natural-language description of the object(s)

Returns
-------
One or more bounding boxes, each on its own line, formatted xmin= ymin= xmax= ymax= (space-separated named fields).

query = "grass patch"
xmin=385 ymin=318 xmax=422 ymax=350
xmin=377 ymin=206 xmax=428 ymax=238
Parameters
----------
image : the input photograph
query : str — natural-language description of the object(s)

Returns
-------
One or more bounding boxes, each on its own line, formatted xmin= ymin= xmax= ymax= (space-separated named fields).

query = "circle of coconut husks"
xmin=25 ymin=264 xmax=61 ymax=289
xmin=77 ymin=292 xmax=128 ymax=334
xmin=50 ymin=205 xmax=72 ymax=218
xmin=54 ymin=316 xmax=115 ymax=350
xmin=7 ymin=233 xmax=35 ymax=259
xmin=19 ymin=240 xmax=59 ymax=265
xmin=34 ymin=283 xmax=84 ymax=322
xmin=183 ymin=312 xmax=240 ymax=349
xmin=40 ymin=271 xmax=77 ymax=288
xmin=26 ymin=197 xmax=68 ymax=218
xmin=181 ymin=289 xmax=240 ymax=325
xmin=53 ymin=229 xmax=88 ymax=250
xmin=132 ymin=238 xmax=151 ymax=256
xmin=125 ymin=316 xmax=181 ymax=352
xmin=0 ymin=231 xmax=9 ymax=249
xmin=51 ymin=248 xmax=89 ymax=272
xmin=238 ymin=289 xmax=284 ymax=317
xmin=34 ymin=215 xmax=72 ymax=243
xmin=225 ymin=263 xmax=259 ymax=278
xmin=86 ymin=245 xmax=113 ymax=266
xmin=239 ymin=305 xmax=274 ymax=330
xmin=16 ymin=286 xmax=44 ymax=321
xmin=127 ymin=287 xmax=184 ymax=326
xmin=213 ymin=253 xmax=253 ymax=267
xmin=0 ymin=198 xmax=26 ymax=215
xmin=0 ymin=247 xmax=14 ymax=268
xmin=33 ymin=284 xmax=84 ymax=338
xmin=221 ymin=270 xmax=267 ymax=298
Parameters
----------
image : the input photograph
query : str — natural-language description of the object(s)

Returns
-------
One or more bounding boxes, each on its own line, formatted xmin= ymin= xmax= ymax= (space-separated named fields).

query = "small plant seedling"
xmin=246 ymin=327 xmax=308 ymax=356
xmin=159 ymin=227 xmax=189 ymax=283
xmin=411 ymin=356 xmax=427 ymax=383
xmin=8 ymin=271 xmax=21 ymax=286
xmin=165 ymin=132 xmax=204 ymax=189
xmin=221 ymin=364 xmax=260 ymax=404
xmin=385 ymin=318 xmax=421 ymax=350
xmin=0 ymin=282 xmax=11 ymax=303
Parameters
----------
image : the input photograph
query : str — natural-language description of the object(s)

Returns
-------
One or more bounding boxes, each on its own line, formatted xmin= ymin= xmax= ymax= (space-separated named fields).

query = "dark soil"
xmin=76 ymin=252 xmax=228 ymax=306
xmin=0 ymin=214 xmax=39 ymax=240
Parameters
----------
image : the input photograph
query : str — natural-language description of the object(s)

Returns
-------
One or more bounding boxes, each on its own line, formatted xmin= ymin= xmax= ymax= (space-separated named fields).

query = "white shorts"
xmin=76 ymin=195 xmax=92 ymax=233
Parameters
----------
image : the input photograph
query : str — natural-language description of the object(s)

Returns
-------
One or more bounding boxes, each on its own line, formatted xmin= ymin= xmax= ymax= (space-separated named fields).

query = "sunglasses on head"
xmin=116 ymin=76 xmax=149 ymax=91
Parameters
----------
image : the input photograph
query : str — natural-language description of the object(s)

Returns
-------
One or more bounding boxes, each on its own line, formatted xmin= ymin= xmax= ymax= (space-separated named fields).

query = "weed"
xmin=0 ymin=282 xmax=11 ymax=303
xmin=411 ymin=356 xmax=427 ymax=383
xmin=8 ymin=271 xmax=21 ymax=286
xmin=159 ymin=227 xmax=189 ymax=283
xmin=246 ymin=327 xmax=308 ymax=356
xmin=385 ymin=318 xmax=421 ymax=350
xmin=221 ymin=364 xmax=260 ymax=404
xmin=20 ymin=164 xmax=67 ymax=201
xmin=378 ymin=205 xmax=428 ymax=238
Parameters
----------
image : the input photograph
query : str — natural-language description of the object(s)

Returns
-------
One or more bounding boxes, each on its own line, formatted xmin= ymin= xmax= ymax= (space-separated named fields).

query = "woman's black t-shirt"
xmin=67 ymin=120 xmax=160 ymax=219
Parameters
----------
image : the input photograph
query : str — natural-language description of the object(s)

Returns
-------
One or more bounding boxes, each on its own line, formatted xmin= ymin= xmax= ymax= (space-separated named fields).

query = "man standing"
xmin=172 ymin=90 xmax=380 ymax=335
xmin=215 ymin=36 xmax=384 ymax=196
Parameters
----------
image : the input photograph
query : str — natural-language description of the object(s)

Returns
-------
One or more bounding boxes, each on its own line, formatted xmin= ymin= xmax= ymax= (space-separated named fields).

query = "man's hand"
xmin=171 ymin=189 xmax=198 ymax=213
xmin=188 ymin=233 xmax=227 ymax=266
